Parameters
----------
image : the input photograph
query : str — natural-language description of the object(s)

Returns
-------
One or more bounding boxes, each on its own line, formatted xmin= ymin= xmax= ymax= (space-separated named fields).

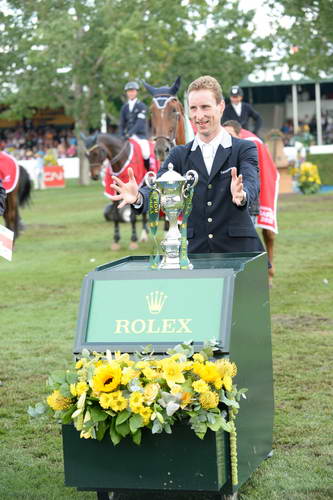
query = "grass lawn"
xmin=0 ymin=180 xmax=332 ymax=499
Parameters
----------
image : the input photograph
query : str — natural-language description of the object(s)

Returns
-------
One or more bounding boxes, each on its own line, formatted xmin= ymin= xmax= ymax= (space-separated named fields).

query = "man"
xmin=221 ymin=86 xmax=263 ymax=136
xmin=0 ymin=179 xmax=6 ymax=215
xmin=119 ymin=81 xmax=151 ymax=170
xmin=109 ymin=75 xmax=264 ymax=255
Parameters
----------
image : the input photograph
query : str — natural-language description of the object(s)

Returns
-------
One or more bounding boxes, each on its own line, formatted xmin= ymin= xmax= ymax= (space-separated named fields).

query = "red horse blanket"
xmin=240 ymin=129 xmax=279 ymax=234
xmin=104 ymin=139 xmax=159 ymax=199
xmin=0 ymin=151 xmax=19 ymax=193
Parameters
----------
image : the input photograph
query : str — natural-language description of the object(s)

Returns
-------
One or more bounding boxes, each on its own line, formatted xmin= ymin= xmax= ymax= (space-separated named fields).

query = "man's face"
xmin=188 ymin=89 xmax=224 ymax=142
xmin=126 ymin=89 xmax=138 ymax=100
xmin=230 ymin=95 xmax=242 ymax=105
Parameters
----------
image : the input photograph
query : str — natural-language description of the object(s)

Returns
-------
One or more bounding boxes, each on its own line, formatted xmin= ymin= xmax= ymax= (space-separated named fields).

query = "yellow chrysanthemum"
xmin=215 ymin=360 xmax=237 ymax=378
xmin=92 ymin=362 xmax=121 ymax=393
xmin=139 ymin=406 xmax=153 ymax=425
xmin=143 ymin=383 xmax=160 ymax=404
xmin=99 ymin=393 xmax=113 ymax=409
xmin=76 ymin=381 xmax=89 ymax=396
xmin=129 ymin=392 xmax=144 ymax=413
xmin=193 ymin=353 xmax=204 ymax=363
xmin=47 ymin=390 xmax=72 ymax=411
xmin=199 ymin=391 xmax=219 ymax=410
xmin=199 ymin=362 xmax=221 ymax=383
xmin=161 ymin=359 xmax=185 ymax=387
xmin=192 ymin=379 xmax=209 ymax=393
xmin=75 ymin=359 xmax=84 ymax=370
xmin=223 ymin=375 xmax=233 ymax=392
xmin=214 ymin=378 xmax=223 ymax=390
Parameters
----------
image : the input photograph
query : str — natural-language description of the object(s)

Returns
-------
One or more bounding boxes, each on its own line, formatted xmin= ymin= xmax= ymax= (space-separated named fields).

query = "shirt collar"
xmin=191 ymin=127 xmax=232 ymax=151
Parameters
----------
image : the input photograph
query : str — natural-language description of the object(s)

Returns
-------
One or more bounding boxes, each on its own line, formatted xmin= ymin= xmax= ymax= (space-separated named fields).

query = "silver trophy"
xmin=145 ymin=163 xmax=198 ymax=270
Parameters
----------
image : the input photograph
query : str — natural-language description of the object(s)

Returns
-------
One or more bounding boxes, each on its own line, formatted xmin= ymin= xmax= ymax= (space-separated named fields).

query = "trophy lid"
xmin=156 ymin=163 xmax=185 ymax=183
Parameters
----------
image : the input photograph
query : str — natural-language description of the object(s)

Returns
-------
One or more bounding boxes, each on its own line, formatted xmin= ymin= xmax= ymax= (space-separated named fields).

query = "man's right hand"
xmin=109 ymin=167 xmax=139 ymax=208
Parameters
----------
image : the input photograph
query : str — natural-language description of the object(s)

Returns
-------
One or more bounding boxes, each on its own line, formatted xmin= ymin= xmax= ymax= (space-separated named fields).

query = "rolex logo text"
xmin=113 ymin=290 xmax=192 ymax=335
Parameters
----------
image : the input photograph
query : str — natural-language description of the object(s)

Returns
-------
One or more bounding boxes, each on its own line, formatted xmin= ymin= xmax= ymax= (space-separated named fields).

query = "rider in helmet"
xmin=119 ymin=81 xmax=150 ymax=170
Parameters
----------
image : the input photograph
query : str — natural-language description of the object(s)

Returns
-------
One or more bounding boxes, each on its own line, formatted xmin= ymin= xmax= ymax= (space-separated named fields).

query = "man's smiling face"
xmin=188 ymin=89 xmax=225 ymax=143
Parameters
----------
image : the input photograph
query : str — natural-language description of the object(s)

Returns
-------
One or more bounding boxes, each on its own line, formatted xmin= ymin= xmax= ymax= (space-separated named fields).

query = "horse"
xmin=0 ymin=151 xmax=32 ymax=240
xmin=82 ymin=132 xmax=151 ymax=250
xmin=143 ymin=76 xmax=186 ymax=162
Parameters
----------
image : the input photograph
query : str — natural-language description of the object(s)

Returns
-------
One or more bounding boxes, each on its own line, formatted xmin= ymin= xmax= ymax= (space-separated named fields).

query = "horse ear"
xmin=170 ymin=76 xmax=181 ymax=96
xmin=143 ymin=81 xmax=155 ymax=96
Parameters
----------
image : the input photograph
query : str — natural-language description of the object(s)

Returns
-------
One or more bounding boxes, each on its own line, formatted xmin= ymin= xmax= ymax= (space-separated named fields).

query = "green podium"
xmin=64 ymin=252 xmax=274 ymax=498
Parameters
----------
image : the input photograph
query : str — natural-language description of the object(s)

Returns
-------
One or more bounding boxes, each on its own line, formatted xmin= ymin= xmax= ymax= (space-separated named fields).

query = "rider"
xmin=119 ymin=81 xmax=151 ymax=170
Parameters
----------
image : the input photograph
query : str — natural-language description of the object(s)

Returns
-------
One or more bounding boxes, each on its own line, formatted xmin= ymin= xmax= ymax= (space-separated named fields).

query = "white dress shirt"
xmin=191 ymin=128 xmax=232 ymax=175
xmin=232 ymin=102 xmax=242 ymax=117
xmin=128 ymin=98 xmax=137 ymax=112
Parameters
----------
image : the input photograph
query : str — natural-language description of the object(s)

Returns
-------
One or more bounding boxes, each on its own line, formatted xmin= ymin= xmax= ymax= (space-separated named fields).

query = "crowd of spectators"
xmin=280 ymin=110 xmax=333 ymax=146
xmin=0 ymin=126 xmax=78 ymax=161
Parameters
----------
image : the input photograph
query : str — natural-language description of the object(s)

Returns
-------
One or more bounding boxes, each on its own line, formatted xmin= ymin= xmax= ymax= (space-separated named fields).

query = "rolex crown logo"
xmin=146 ymin=291 xmax=167 ymax=315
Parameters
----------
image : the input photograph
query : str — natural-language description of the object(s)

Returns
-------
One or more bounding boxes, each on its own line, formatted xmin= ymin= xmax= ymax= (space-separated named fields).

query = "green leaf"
xmin=59 ymin=383 xmax=72 ymax=398
xmin=90 ymin=406 xmax=108 ymax=422
xmin=110 ymin=421 xmax=121 ymax=446
xmin=27 ymin=403 xmax=46 ymax=418
xmin=116 ymin=421 xmax=131 ymax=437
xmin=61 ymin=406 xmax=76 ymax=424
xmin=96 ymin=421 xmax=108 ymax=441
xmin=115 ymin=410 xmax=131 ymax=426
xmin=50 ymin=371 xmax=66 ymax=385
xmin=65 ymin=371 xmax=78 ymax=384
xmin=129 ymin=414 xmax=144 ymax=434
xmin=132 ymin=429 xmax=142 ymax=445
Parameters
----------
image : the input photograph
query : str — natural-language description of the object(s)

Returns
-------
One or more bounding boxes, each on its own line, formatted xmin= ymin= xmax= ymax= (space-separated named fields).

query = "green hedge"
xmin=308 ymin=154 xmax=333 ymax=185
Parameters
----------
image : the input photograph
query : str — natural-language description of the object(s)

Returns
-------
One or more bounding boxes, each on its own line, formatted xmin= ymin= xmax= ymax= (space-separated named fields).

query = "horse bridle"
xmin=152 ymin=96 xmax=180 ymax=148
xmin=86 ymin=140 xmax=131 ymax=167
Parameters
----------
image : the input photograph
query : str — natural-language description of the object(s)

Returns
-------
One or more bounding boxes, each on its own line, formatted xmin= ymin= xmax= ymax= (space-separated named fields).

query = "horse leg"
xmin=129 ymin=206 xmax=138 ymax=250
xmin=262 ymin=228 xmax=276 ymax=287
xmin=139 ymin=212 xmax=149 ymax=242
xmin=111 ymin=221 xmax=121 ymax=251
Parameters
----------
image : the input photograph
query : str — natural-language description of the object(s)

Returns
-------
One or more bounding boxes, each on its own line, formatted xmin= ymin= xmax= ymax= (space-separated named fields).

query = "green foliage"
xmin=266 ymin=0 xmax=333 ymax=77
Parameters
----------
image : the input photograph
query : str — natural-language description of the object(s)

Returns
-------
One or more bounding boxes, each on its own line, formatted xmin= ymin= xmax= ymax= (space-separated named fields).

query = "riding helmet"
xmin=230 ymin=85 xmax=243 ymax=97
xmin=124 ymin=81 xmax=139 ymax=91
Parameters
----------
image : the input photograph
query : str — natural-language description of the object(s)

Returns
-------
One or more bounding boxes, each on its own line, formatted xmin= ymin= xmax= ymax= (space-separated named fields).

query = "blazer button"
xmin=207 ymin=201 xmax=212 ymax=206
xmin=208 ymin=234 xmax=213 ymax=239
xmin=207 ymin=218 xmax=212 ymax=222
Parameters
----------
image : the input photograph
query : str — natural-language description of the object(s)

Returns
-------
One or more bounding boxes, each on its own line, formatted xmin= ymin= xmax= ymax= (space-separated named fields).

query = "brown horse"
xmin=2 ymin=164 xmax=32 ymax=240
xmin=143 ymin=76 xmax=186 ymax=162
xmin=83 ymin=132 xmax=149 ymax=250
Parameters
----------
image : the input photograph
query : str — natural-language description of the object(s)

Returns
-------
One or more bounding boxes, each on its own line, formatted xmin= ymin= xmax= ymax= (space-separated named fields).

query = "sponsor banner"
xmin=85 ymin=278 xmax=224 ymax=344
xmin=44 ymin=165 xmax=65 ymax=188
xmin=0 ymin=224 xmax=14 ymax=261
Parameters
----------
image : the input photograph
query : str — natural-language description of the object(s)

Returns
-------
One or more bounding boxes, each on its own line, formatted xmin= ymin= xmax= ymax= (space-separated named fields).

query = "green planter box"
xmin=62 ymin=423 xmax=232 ymax=495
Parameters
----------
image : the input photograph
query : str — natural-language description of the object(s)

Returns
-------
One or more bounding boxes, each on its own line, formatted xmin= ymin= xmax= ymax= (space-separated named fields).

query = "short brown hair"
xmin=222 ymin=120 xmax=241 ymax=136
xmin=187 ymin=75 xmax=223 ymax=104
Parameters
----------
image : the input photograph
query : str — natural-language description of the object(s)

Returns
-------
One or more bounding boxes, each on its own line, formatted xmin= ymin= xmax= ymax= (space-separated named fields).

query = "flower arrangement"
xmin=43 ymin=150 xmax=58 ymax=166
xmin=298 ymin=161 xmax=321 ymax=194
xmin=29 ymin=341 xmax=246 ymax=486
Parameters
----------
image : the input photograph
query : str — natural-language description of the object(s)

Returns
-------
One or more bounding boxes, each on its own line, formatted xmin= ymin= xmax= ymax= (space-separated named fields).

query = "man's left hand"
xmin=230 ymin=167 xmax=246 ymax=206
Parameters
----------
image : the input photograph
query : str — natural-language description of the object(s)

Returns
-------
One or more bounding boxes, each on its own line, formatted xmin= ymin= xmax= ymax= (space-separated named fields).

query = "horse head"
xmin=82 ymin=132 xmax=108 ymax=180
xmin=143 ymin=77 xmax=185 ymax=162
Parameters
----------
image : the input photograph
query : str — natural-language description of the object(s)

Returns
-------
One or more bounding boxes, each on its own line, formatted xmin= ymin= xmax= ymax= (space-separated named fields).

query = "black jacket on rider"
xmin=119 ymin=100 xmax=148 ymax=139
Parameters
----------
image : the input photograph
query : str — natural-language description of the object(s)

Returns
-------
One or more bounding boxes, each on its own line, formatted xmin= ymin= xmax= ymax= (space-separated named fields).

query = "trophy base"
xmin=159 ymin=256 xmax=193 ymax=270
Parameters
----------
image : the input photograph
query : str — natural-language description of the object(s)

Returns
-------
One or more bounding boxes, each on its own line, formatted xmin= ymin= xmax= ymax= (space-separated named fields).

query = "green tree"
xmin=267 ymin=0 xmax=333 ymax=77
xmin=0 ymin=0 xmax=266 ymax=182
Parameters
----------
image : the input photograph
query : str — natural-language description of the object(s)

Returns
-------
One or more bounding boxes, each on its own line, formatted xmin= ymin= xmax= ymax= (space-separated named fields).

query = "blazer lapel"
xmin=187 ymin=147 xmax=209 ymax=181
xmin=208 ymin=145 xmax=231 ymax=182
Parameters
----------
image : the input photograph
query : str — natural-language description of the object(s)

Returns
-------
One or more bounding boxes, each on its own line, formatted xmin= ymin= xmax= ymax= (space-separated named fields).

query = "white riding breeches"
xmin=131 ymin=135 xmax=150 ymax=160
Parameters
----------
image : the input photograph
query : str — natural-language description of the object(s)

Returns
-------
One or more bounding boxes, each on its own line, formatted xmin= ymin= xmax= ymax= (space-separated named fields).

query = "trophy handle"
xmin=144 ymin=171 xmax=157 ymax=189
xmin=182 ymin=169 xmax=198 ymax=198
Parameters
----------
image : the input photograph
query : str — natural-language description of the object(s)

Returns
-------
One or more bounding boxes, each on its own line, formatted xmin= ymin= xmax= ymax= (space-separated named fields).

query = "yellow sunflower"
xmin=92 ymin=362 xmax=121 ymax=393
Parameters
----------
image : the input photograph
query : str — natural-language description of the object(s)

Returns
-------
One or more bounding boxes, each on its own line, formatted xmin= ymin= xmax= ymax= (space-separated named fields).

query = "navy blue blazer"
xmin=0 ymin=180 xmax=6 ymax=216
xmin=139 ymin=137 xmax=265 ymax=254
xmin=119 ymin=100 xmax=148 ymax=139
xmin=222 ymin=102 xmax=263 ymax=135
